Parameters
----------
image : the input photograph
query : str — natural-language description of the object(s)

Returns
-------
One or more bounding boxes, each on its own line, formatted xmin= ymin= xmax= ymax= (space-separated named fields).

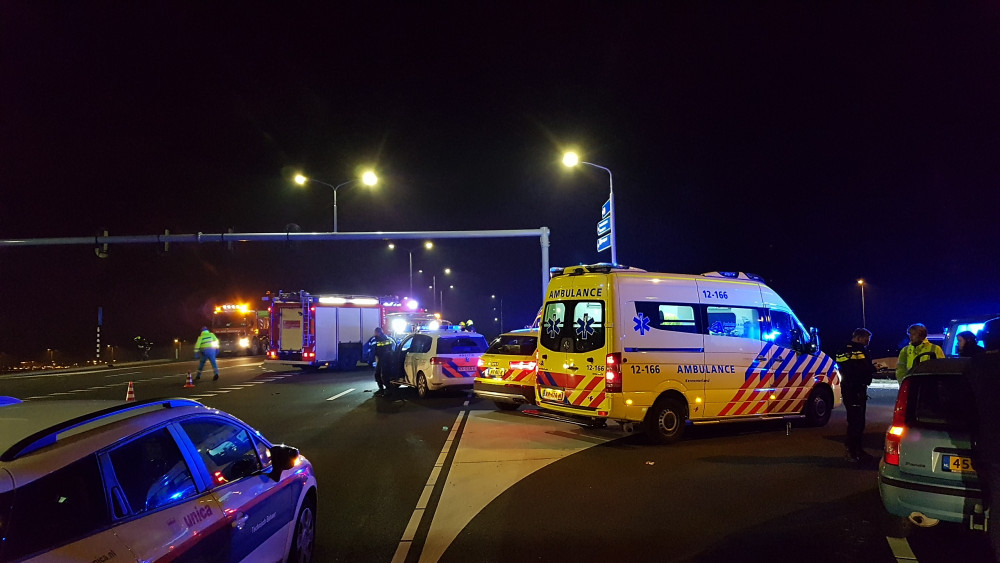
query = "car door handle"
xmin=774 ymin=355 xmax=784 ymax=361
xmin=756 ymin=355 xmax=767 ymax=361
xmin=566 ymin=366 xmax=579 ymax=371
xmin=586 ymin=357 xmax=594 ymax=363
xmin=233 ymin=511 xmax=249 ymax=530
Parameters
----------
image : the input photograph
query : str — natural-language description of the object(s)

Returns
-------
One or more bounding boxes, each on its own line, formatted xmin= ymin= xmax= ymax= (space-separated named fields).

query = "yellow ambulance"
xmin=536 ymin=264 xmax=841 ymax=443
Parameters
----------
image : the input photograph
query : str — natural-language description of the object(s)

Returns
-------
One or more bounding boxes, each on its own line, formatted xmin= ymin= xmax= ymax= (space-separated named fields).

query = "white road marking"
xmin=325 ymin=389 xmax=355 ymax=401
xmin=886 ymin=536 xmax=917 ymax=561
xmin=219 ymin=387 xmax=244 ymax=391
xmin=230 ymin=384 xmax=257 ymax=388
xmin=393 ymin=410 xmax=468 ymax=563
xmin=104 ymin=371 xmax=141 ymax=378
xmin=49 ymin=392 xmax=75 ymax=395
xmin=191 ymin=394 xmax=217 ymax=398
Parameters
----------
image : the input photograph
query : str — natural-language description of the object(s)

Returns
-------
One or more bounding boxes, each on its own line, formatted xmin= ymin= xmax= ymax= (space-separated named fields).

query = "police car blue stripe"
xmin=743 ymin=342 xmax=774 ymax=380
xmin=784 ymin=353 xmax=811 ymax=385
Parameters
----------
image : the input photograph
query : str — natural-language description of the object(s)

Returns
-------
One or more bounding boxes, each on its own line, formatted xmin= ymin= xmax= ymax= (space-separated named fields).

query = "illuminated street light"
xmin=389 ymin=240 xmax=434 ymax=296
xmin=857 ymin=279 xmax=867 ymax=328
xmin=563 ymin=151 xmax=617 ymax=264
xmin=492 ymin=294 xmax=504 ymax=332
xmin=293 ymin=170 xmax=378 ymax=232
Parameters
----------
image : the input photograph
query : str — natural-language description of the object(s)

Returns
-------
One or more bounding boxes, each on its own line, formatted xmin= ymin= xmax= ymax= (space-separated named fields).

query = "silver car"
xmin=878 ymin=358 xmax=986 ymax=529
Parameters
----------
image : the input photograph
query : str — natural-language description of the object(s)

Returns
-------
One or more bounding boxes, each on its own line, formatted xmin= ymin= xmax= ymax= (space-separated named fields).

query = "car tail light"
xmin=269 ymin=350 xmax=277 ymax=359
xmin=510 ymin=361 xmax=537 ymax=370
xmin=885 ymin=377 xmax=912 ymax=465
xmin=430 ymin=357 xmax=444 ymax=365
xmin=605 ymin=353 xmax=622 ymax=393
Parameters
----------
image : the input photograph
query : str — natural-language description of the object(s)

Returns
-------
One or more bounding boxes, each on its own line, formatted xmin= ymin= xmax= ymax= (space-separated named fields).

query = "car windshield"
xmin=486 ymin=334 xmax=538 ymax=356
xmin=437 ymin=335 xmax=488 ymax=354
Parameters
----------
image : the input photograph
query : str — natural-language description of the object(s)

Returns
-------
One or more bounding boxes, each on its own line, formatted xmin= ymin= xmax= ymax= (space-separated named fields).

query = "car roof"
xmin=500 ymin=329 xmax=538 ymax=336
xmin=907 ymin=357 xmax=969 ymax=376
xmin=416 ymin=329 xmax=485 ymax=338
xmin=0 ymin=398 xmax=207 ymax=462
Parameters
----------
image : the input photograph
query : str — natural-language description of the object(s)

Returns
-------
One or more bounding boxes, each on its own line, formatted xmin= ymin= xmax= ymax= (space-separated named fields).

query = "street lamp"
xmin=563 ymin=151 xmax=618 ymax=264
xmin=294 ymin=170 xmax=377 ymax=232
xmin=388 ymin=240 xmax=433 ymax=296
xmin=857 ymin=279 xmax=867 ymax=328
xmin=492 ymin=294 xmax=504 ymax=333
xmin=428 ymin=268 xmax=452 ymax=311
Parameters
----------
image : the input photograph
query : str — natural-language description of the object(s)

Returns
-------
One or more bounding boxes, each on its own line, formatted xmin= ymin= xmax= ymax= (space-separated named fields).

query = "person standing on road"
xmin=963 ymin=317 xmax=1000 ymax=562
xmin=194 ymin=326 xmax=220 ymax=381
xmin=895 ymin=323 xmax=945 ymax=382
xmin=372 ymin=327 xmax=394 ymax=397
xmin=958 ymin=330 xmax=985 ymax=358
xmin=836 ymin=328 xmax=876 ymax=463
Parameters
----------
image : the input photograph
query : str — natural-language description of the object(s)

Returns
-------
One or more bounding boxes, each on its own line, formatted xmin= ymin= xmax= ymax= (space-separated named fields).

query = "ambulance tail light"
xmin=884 ymin=377 xmax=912 ymax=466
xmin=510 ymin=361 xmax=537 ymax=371
xmin=477 ymin=358 xmax=485 ymax=368
xmin=605 ymin=353 xmax=622 ymax=393
xmin=268 ymin=350 xmax=277 ymax=359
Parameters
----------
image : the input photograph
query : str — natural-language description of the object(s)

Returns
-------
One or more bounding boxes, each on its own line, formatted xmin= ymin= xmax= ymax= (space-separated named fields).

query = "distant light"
xmin=491 ymin=294 xmax=496 ymax=299
xmin=391 ymin=318 xmax=408 ymax=334
xmin=294 ymin=174 xmax=308 ymax=185
xmin=562 ymin=152 xmax=580 ymax=167
xmin=449 ymin=285 xmax=454 ymax=289
xmin=424 ymin=241 xmax=433 ymax=249
xmin=406 ymin=299 xmax=419 ymax=310
xmin=857 ymin=279 xmax=864 ymax=285
xmin=427 ymin=320 xmax=441 ymax=331
xmin=444 ymin=268 xmax=451 ymax=274
xmin=362 ymin=171 xmax=377 ymax=186
xmin=388 ymin=242 xmax=396 ymax=250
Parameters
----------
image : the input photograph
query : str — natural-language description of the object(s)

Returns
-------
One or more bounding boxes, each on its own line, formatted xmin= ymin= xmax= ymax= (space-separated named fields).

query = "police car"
xmin=389 ymin=327 xmax=489 ymax=398
xmin=473 ymin=329 xmax=539 ymax=410
xmin=0 ymin=398 xmax=317 ymax=562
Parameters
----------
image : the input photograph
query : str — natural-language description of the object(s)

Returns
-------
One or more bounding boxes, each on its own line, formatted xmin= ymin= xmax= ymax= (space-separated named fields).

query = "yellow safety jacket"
xmin=896 ymin=340 xmax=945 ymax=382
xmin=195 ymin=330 xmax=220 ymax=351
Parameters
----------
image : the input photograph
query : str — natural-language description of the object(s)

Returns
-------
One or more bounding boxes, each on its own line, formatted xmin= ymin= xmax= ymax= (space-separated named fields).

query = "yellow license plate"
xmin=488 ymin=367 xmax=506 ymax=377
xmin=943 ymin=455 xmax=975 ymax=473
xmin=541 ymin=388 xmax=564 ymax=402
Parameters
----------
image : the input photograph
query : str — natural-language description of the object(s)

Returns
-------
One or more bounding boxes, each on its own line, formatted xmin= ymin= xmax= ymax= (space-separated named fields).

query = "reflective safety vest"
xmin=896 ymin=340 xmax=945 ymax=382
xmin=195 ymin=330 xmax=220 ymax=351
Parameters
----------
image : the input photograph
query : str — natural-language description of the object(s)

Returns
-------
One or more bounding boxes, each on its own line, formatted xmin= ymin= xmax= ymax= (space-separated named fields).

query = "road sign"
xmin=601 ymin=199 xmax=611 ymax=218
xmin=597 ymin=234 xmax=612 ymax=253
xmin=597 ymin=217 xmax=611 ymax=236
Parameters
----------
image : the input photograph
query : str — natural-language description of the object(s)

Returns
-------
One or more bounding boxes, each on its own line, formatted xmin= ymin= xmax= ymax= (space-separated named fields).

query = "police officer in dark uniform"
xmin=836 ymin=328 xmax=876 ymax=462
xmin=372 ymin=327 xmax=394 ymax=397
xmin=964 ymin=317 xmax=1000 ymax=561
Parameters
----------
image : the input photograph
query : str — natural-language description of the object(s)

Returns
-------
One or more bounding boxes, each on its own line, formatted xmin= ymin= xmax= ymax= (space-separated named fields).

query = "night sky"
xmin=2 ymin=3 xmax=999 ymax=364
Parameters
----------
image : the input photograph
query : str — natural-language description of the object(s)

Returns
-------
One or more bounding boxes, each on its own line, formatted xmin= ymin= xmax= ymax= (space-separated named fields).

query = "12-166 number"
xmin=630 ymin=364 xmax=661 ymax=374
xmin=702 ymin=290 xmax=728 ymax=299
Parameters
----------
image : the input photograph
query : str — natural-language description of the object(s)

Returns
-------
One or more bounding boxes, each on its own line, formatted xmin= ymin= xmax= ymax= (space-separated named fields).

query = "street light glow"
xmin=362 ymin=170 xmax=378 ymax=186
xmin=562 ymin=152 xmax=580 ymax=167
xmin=444 ymin=268 xmax=451 ymax=274
xmin=424 ymin=241 xmax=433 ymax=249
xmin=857 ymin=279 xmax=864 ymax=285
xmin=388 ymin=242 xmax=395 ymax=250
xmin=294 ymin=174 xmax=308 ymax=185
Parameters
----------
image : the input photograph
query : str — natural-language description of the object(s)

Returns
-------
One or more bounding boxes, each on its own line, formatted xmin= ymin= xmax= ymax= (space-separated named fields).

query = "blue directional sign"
xmin=597 ymin=233 xmax=612 ymax=253
xmin=601 ymin=198 xmax=611 ymax=218
xmin=597 ymin=217 xmax=611 ymax=236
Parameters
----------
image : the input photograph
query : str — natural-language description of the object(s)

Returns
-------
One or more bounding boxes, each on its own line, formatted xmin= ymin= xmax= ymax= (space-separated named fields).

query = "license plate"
xmin=942 ymin=455 xmax=975 ymax=473
xmin=541 ymin=388 xmax=565 ymax=402
xmin=457 ymin=366 xmax=475 ymax=372
xmin=488 ymin=367 xmax=506 ymax=377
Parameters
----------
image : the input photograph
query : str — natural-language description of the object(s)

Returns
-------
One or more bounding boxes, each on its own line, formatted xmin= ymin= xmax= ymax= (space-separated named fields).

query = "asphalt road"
xmin=1 ymin=360 xmax=993 ymax=562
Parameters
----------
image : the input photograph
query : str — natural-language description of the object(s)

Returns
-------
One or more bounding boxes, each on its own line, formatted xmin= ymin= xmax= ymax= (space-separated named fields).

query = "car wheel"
xmin=495 ymin=401 xmax=518 ymax=411
xmin=644 ymin=398 xmax=686 ymax=444
xmin=417 ymin=372 xmax=430 ymax=398
xmin=288 ymin=493 xmax=316 ymax=563
xmin=803 ymin=386 xmax=833 ymax=426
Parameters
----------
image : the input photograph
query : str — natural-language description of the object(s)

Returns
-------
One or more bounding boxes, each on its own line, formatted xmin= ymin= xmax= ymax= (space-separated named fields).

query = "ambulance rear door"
xmin=537 ymin=273 xmax=610 ymax=412
xmin=617 ymin=275 xmax=705 ymax=414
xmin=697 ymin=278 xmax=766 ymax=418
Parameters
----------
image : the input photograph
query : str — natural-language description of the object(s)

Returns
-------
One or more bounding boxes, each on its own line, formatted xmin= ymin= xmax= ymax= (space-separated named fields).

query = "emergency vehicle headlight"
xmin=427 ymin=321 xmax=440 ymax=331
xmin=211 ymin=341 xmax=220 ymax=348
xmin=391 ymin=318 xmax=408 ymax=334
xmin=239 ymin=338 xmax=250 ymax=348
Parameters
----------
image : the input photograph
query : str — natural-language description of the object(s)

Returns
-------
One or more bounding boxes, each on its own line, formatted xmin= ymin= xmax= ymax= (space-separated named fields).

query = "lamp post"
xmin=562 ymin=151 xmax=617 ymax=264
xmin=857 ymin=279 xmax=867 ymax=328
xmin=429 ymin=268 xmax=452 ymax=311
xmin=294 ymin=170 xmax=377 ymax=232
xmin=389 ymin=240 xmax=433 ymax=297
xmin=491 ymin=294 xmax=504 ymax=333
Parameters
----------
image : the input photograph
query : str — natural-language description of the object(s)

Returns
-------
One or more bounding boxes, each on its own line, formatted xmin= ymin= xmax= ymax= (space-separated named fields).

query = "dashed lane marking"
xmin=886 ymin=536 xmax=917 ymax=561
xmin=325 ymin=389 xmax=355 ymax=401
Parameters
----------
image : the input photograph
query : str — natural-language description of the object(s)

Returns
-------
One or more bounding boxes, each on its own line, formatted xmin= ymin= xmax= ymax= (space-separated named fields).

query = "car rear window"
xmin=486 ymin=335 xmax=538 ymax=356
xmin=437 ymin=336 xmax=488 ymax=354
xmin=907 ymin=373 xmax=974 ymax=431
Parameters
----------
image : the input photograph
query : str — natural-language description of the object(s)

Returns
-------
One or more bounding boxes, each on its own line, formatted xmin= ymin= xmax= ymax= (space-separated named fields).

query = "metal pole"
xmin=433 ymin=275 xmax=437 ymax=311
xmin=861 ymin=283 xmax=866 ymax=328
xmin=540 ymin=227 xmax=550 ymax=300
xmin=500 ymin=298 xmax=504 ymax=333
xmin=408 ymin=251 xmax=413 ymax=297
xmin=582 ymin=162 xmax=616 ymax=264
xmin=333 ymin=188 xmax=338 ymax=233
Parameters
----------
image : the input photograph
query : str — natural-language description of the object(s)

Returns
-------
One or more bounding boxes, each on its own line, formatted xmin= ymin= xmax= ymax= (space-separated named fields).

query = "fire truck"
xmin=211 ymin=303 xmax=269 ymax=355
xmin=264 ymin=291 xmax=389 ymax=370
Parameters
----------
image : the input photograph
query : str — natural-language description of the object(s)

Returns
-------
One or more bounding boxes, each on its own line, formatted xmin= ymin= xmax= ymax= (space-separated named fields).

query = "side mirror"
xmin=268 ymin=444 xmax=300 ymax=482
xmin=808 ymin=327 xmax=820 ymax=354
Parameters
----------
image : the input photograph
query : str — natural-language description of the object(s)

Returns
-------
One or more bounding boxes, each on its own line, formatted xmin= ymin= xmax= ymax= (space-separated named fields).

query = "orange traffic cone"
xmin=125 ymin=381 xmax=135 ymax=402
xmin=183 ymin=372 xmax=195 ymax=388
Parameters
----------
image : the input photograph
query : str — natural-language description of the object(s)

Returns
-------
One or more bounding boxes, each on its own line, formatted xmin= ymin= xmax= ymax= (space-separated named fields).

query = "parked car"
xmin=389 ymin=327 xmax=489 ymax=398
xmin=473 ymin=329 xmax=539 ymax=410
xmin=0 ymin=398 xmax=317 ymax=562
xmin=878 ymin=357 xmax=986 ymax=530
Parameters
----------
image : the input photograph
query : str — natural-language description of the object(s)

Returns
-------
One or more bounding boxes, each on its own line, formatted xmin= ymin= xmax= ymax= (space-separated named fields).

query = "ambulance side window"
xmin=706 ymin=306 xmax=761 ymax=340
xmin=766 ymin=310 xmax=795 ymax=348
xmin=634 ymin=302 xmax=700 ymax=334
